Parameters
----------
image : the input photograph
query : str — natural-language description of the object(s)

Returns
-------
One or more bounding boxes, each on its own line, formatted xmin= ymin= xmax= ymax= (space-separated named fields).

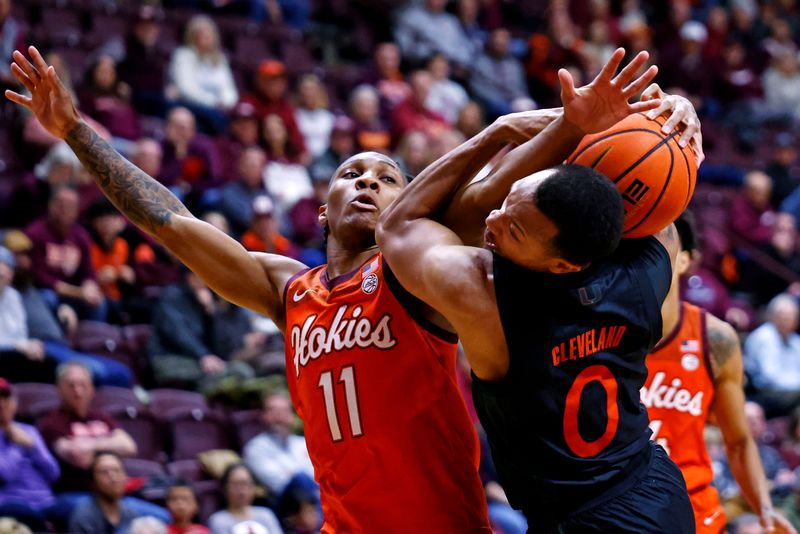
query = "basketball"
xmin=566 ymin=113 xmax=697 ymax=238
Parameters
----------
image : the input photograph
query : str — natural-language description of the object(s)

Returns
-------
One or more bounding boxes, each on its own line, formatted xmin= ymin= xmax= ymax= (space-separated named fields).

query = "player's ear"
xmin=318 ymin=204 xmax=328 ymax=230
xmin=676 ymin=250 xmax=692 ymax=276
xmin=549 ymin=259 xmax=586 ymax=274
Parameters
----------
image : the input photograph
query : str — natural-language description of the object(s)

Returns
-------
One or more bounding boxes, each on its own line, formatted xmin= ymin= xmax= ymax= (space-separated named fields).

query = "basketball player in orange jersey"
xmin=642 ymin=213 xmax=796 ymax=534
xmin=6 ymin=46 xmax=694 ymax=532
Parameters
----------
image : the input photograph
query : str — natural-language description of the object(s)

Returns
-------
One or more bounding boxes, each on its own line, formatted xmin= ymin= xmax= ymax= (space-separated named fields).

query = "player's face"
xmin=485 ymin=171 xmax=582 ymax=273
xmin=321 ymin=153 xmax=406 ymax=248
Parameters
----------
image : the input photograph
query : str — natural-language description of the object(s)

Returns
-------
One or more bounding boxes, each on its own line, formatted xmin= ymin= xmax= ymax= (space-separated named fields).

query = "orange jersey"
xmin=284 ymin=253 xmax=491 ymax=533
xmin=641 ymin=302 xmax=725 ymax=533
xmin=90 ymin=237 xmax=129 ymax=301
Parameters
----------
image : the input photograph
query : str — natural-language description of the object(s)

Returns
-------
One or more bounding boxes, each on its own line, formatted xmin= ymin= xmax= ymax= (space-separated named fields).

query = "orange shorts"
xmin=691 ymin=485 xmax=727 ymax=534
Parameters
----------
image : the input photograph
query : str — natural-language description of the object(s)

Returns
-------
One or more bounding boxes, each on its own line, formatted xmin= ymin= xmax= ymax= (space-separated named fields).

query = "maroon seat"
xmin=148 ymin=389 xmax=207 ymax=419
xmin=194 ymin=480 xmax=221 ymax=523
xmin=166 ymin=459 xmax=204 ymax=482
xmin=74 ymin=321 xmax=124 ymax=356
xmin=91 ymin=386 xmax=141 ymax=412
xmin=233 ymin=35 xmax=273 ymax=70
xmin=39 ymin=8 xmax=83 ymax=47
xmin=123 ymin=457 xmax=165 ymax=478
xmin=13 ymin=383 xmax=59 ymax=422
xmin=166 ymin=407 xmax=231 ymax=460
xmin=231 ymin=409 xmax=265 ymax=449
xmin=107 ymin=405 xmax=167 ymax=463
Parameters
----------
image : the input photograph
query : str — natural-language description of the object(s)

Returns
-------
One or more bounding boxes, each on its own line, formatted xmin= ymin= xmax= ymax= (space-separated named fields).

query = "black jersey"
xmin=472 ymin=237 xmax=672 ymax=524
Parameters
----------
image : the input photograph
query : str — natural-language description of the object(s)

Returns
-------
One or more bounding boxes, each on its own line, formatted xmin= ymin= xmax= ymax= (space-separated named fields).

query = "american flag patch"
xmin=681 ymin=339 xmax=699 ymax=352
xmin=362 ymin=258 xmax=379 ymax=278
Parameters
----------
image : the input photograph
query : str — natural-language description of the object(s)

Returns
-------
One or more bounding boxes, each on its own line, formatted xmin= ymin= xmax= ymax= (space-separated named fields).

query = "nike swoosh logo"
xmin=703 ymin=509 xmax=722 ymax=526
xmin=292 ymin=288 xmax=317 ymax=302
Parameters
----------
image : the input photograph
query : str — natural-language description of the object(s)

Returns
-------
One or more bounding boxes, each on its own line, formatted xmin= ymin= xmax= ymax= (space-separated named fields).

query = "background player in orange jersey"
xmin=643 ymin=212 xmax=796 ymax=534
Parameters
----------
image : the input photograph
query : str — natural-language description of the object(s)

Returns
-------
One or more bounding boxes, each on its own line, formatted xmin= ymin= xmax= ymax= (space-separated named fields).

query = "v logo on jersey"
xmin=293 ymin=288 xmax=317 ymax=302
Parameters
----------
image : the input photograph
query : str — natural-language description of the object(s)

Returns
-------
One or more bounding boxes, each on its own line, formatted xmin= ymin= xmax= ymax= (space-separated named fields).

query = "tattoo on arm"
xmin=65 ymin=122 xmax=191 ymax=233
xmin=708 ymin=320 xmax=739 ymax=377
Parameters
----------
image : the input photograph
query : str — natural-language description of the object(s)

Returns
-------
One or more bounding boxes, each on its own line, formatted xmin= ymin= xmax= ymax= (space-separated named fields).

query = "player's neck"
xmin=325 ymin=240 xmax=379 ymax=279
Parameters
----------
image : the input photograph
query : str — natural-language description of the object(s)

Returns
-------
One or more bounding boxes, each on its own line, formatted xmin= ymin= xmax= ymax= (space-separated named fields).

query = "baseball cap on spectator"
xmin=258 ymin=60 xmax=286 ymax=78
xmin=231 ymin=101 xmax=257 ymax=121
xmin=0 ymin=246 xmax=15 ymax=270
xmin=680 ymin=21 xmax=708 ymax=43
xmin=4 ymin=230 xmax=32 ymax=254
xmin=253 ymin=195 xmax=275 ymax=217
xmin=0 ymin=378 xmax=11 ymax=397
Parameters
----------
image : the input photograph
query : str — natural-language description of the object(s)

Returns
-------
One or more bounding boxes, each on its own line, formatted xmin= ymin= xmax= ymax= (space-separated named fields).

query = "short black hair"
xmin=674 ymin=210 xmax=697 ymax=254
xmin=89 ymin=451 xmax=123 ymax=480
xmin=86 ymin=199 xmax=119 ymax=221
xmin=533 ymin=164 xmax=624 ymax=265
xmin=167 ymin=479 xmax=197 ymax=498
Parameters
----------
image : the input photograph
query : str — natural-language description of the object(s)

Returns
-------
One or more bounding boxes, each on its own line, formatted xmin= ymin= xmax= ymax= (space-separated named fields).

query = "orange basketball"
xmin=566 ymin=113 xmax=697 ymax=238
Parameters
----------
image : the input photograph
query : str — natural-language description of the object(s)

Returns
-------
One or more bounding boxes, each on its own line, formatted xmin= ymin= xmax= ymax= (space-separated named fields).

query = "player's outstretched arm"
xmin=708 ymin=314 xmax=797 ymax=534
xmin=6 ymin=47 xmax=303 ymax=326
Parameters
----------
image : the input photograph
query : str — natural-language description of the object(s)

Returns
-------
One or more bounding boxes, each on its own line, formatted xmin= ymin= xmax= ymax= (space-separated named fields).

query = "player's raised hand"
xmin=642 ymin=84 xmax=705 ymax=165
xmin=5 ymin=46 xmax=81 ymax=139
xmin=559 ymin=48 xmax=659 ymax=135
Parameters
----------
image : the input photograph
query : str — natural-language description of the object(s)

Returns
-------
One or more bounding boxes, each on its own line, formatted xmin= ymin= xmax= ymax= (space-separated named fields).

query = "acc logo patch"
xmin=681 ymin=354 xmax=700 ymax=372
xmin=362 ymin=273 xmax=379 ymax=294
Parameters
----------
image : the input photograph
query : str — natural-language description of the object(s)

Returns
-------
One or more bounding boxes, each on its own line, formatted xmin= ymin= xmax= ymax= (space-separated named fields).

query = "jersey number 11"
xmin=318 ymin=366 xmax=364 ymax=442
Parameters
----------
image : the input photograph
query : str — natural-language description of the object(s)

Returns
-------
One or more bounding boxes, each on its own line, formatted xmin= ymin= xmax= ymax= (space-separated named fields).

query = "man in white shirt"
xmin=243 ymin=391 xmax=317 ymax=499
xmin=744 ymin=293 xmax=800 ymax=415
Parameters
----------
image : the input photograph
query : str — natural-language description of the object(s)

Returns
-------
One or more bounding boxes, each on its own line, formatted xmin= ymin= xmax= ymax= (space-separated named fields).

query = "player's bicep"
xmin=158 ymin=215 xmax=305 ymax=320
xmin=709 ymin=317 xmax=749 ymax=444
xmin=378 ymin=219 xmax=485 ymax=321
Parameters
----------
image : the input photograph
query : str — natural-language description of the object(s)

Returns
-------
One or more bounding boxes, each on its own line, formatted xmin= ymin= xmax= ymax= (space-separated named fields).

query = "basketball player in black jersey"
xmin=378 ymin=49 xmax=698 ymax=532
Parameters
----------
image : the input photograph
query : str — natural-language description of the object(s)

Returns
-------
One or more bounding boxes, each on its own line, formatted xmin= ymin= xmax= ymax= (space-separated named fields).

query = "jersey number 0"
xmin=563 ymin=365 xmax=620 ymax=457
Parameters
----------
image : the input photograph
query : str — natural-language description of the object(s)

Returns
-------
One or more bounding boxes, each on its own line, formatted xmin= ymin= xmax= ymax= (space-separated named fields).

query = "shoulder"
xmin=705 ymin=312 xmax=741 ymax=377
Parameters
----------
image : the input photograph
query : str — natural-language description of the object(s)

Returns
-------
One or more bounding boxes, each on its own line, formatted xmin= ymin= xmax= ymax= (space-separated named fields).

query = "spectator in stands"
xmin=147 ymin=269 xmax=257 ymax=389
xmin=0 ymin=0 xmax=24 ymax=89
xmin=39 ymin=363 xmax=137 ymax=493
xmin=262 ymin=114 xmax=313 ymax=210
xmin=165 ymin=482 xmax=210 ymax=534
xmin=243 ymin=391 xmax=316 ymax=498
xmin=659 ymin=21 xmax=713 ymax=110
xmin=0 ymin=378 xmax=60 ymax=533
xmin=348 ymin=84 xmax=392 ymax=153
xmin=362 ymin=42 xmax=411 ymax=111
xmin=168 ymin=15 xmax=238 ymax=135
xmin=456 ymin=0 xmax=488 ymax=58
xmin=24 ymin=187 xmax=106 ymax=321
xmin=87 ymin=200 xmax=136 ymax=323
xmin=131 ymin=138 xmax=163 ymax=180
xmin=762 ymin=51 xmax=800 ymax=121
xmin=239 ymin=60 xmax=308 ymax=163
xmin=67 ymin=452 xmax=139 ymax=533
xmin=579 ymin=20 xmax=617 ymax=79
xmin=391 ymin=70 xmax=450 ymax=144
xmin=455 ymin=100 xmax=486 ymax=139
xmin=394 ymin=0 xmax=473 ymax=69
xmin=307 ymin=115 xmax=356 ymax=184
xmin=0 ymin=241 xmax=132 ymax=387
xmin=763 ymin=18 xmax=797 ymax=60
xmin=218 ymin=147 xmax=269 ymax=238
xmin=730 ymin=170 xmax=776 ymax=246
xmin=208 ymin=463 xmax=282 ymax=534
xmin=4 ymin=141 xmax=81 ymax=228
xmin=425 ymin=54 xmax=468 ymax=125
xmin=118 ymin=5 xmax=169 ymax=117
xmin=294 ymin=74 xmax=334 ymax=158
xmin=768 ymin=133 xmax=800 ymax=208
xmin=79 ymin=55 xmax=142 ymax=149
xmin=216 ymin=101 xmax=261 ymax=181
xmin=744 ymin=294 xmax=800 ymax=415
xmin=241 ymin=195 xmax=300 ymax=260
xmin=130 ymin=516 xmax=168 ymax=534
xmin=276 ymin=483 xmax=321 ymax=534
xmin=743 ymin=401 xmax=797 ymax=490
xmin=217 ymin=0 xmax=310 ymax=30
xmin=394 ymin=131 xmax=432 ymax=178
xmin=780 ymin=406 xmax=800 ymax=470
xmin=470 ymin=27 xmax=535 ymax=119
xmin=158 ymin=107 xmax=222 ymax=209
xmin=737 ymin=213 xmax=800 ymax=306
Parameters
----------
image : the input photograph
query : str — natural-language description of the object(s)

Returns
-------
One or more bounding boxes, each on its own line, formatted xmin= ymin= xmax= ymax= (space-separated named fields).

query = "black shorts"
xmin=550 ymin=443 xmax=695 ymax=534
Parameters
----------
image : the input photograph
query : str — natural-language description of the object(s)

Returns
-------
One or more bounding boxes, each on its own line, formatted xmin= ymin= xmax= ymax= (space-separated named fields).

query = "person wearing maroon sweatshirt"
xmin=23 ymin=187 xmax=106 ymax=321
